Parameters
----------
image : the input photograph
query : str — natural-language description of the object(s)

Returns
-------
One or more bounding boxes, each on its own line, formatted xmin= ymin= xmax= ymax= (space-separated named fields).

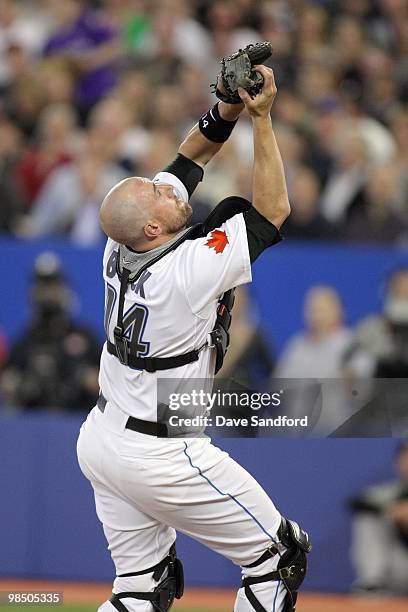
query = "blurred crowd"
xmin=0 ymin=0 xmax=407 ymax=246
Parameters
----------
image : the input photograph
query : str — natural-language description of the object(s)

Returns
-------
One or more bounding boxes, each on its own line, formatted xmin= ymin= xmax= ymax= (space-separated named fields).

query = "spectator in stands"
xmin=16 ymin=103 xmax=76 ymax=206
xmin=206 ymin=0 xmax=261 ymax=59
xmin=102 ymin=0 xmax=154 ymax=57
xmin=137 ymin=0 xmax=212 ymax=68
xmin=344 ymin=163 xmax=407 ymax=244
xmin=349 ymin=441 xmax=408 ymax=596
xmin=273 ymin=122 xmax=307 ymax=187
xmin=135 ymin=128 xmax=177 ymax=178
xmin=36 ymin=57 xmax=76 ymax=107
xmin=195 ymin=138 xmax=242 ymax=208
xmin=344 ymin=267 xmax=408 ymax=378
xmin=4 ymin=71 xmax=45 ymax=139
xmin=85 ymin=95 xmax=133 ymax=169
xmin=147 ymin=83 xmax=189 ymax=136
xmin=110 ymin=69 xmax=152 ymax=168
xmin=25 ymin=146 xmax=125 ymax=246
xmin=112 ymin=67 xmax=149 ymax=126
xmin=258 ymin=2 xmax=297 ymax=91
xmin=319 ymin=131 xmax=369 ymax=225
xmin=275 ymin=286 xmax=352 ymax=433
xmin=0 ymin=252 xmax=100 ymax=411
xmin=179 ymin=62 xmax=214 ymax=120
xmin=43 ymin=0 xmax=122 ymax=114
xmin=332 ymin=15 xmax=365 ymax=77
xmin=297 ymin=3 xmax=328 ymax=61
xmin=283 ymin=166 xmax=338 ymax=241
xmin=0 ymin=0 xmax=52 ymax=90
xmin=275 ymin=286 xmax=351 ymax=378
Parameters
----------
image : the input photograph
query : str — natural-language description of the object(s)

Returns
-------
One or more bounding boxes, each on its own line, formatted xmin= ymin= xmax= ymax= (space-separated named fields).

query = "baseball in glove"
xmin=212 ymin=41 xmax=273 ymax=104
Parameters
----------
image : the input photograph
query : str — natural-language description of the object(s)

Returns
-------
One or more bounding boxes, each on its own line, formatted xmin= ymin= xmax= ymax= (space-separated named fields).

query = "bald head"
xmin=100 ymin=177 xmax=153 ymax=246
xmin=100 ymin=175 xmax=193 ymax=250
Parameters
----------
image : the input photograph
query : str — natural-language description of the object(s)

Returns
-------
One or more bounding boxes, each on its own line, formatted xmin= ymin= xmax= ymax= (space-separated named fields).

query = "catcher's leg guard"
xmin=242 ymin=518 xmax=311 ymax=612
xmin=109 ymin=543 xmax=184 ymax=612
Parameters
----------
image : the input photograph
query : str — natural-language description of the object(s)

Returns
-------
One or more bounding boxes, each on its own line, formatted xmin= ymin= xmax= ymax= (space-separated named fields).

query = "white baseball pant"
xmin=77 ymin=402 xmax=288 ymax=611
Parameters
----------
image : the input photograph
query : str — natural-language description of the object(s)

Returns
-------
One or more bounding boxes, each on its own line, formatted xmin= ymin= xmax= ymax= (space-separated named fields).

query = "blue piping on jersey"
xmin=182 ymin=442 xmax=280 ymax=549
xmin=183 ymin=442 xmax=282 ymax=611
xmin=272 ymin=580 xmax=281 ymax=612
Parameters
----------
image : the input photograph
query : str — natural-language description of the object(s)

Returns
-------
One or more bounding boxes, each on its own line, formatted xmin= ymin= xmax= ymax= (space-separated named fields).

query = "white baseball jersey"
xmin=99 ymin=171 xmax=252 ymax=421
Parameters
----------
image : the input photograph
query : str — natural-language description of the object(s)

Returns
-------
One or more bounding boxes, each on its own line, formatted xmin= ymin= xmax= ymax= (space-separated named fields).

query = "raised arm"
xmin=238 ymin=65 xmax=290 ymax=229
xmin=178 ymin=100 xmax=244 ymax=168
xmin=159 ymin=94 xmax=245 ymax=198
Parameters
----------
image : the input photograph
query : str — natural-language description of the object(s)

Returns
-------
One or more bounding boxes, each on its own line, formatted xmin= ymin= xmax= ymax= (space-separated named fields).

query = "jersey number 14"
xmin=104 ymin=283 xmax=150 ymax=357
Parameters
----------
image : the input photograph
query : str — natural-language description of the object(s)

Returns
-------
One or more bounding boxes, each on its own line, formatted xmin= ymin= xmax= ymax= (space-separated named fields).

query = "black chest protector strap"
xmin=107 ymin=196 xmax=251 ymax=374
xmin=109 ymin=265 xmax=204 ymax=372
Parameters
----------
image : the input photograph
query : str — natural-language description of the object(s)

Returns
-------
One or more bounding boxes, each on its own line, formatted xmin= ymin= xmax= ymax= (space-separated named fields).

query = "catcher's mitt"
xmin=213 ymin=41 xmax=273 ymax=104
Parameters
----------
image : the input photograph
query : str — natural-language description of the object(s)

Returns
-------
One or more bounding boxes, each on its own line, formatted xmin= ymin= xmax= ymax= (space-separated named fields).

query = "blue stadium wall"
xmin=2 ymin=236 xmax=408 ymax=351
xmin=0 ymin=414 xmax=400 ymax=592
xmin=0 ymin=237 xmax=407 ymax=591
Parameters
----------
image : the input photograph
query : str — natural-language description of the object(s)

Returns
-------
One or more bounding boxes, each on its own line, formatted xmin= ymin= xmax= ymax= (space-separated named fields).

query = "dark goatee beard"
xmin=167 ymin=201 xmax=193 ymax=233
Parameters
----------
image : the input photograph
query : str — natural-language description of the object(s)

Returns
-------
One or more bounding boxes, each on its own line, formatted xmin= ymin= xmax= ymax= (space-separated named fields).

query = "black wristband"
xmin=198 ymin=103 xmax=238 ymax=143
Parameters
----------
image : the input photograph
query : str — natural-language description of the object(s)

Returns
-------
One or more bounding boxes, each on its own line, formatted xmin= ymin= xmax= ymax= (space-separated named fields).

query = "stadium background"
xmin=0 ymin=0 xmax=407 ymax=610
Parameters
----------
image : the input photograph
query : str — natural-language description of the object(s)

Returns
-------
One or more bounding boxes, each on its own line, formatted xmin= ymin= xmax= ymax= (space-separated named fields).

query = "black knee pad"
xmin=110 ymin=543 xmax=184 ymax=612
xmin=277 ymin=543 xmax=307 ymax=611
xmin=242 ymin=517 xmax=311 ymax=612
xmin=151 ymin=549 xmax=184 ymax=612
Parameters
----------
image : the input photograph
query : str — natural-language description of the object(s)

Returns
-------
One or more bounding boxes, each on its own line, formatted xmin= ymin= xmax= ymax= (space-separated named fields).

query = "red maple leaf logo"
xmin=206 ymin=229 xmax=229 ymax=254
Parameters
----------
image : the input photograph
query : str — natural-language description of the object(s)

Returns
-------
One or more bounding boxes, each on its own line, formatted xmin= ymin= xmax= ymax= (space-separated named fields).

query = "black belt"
xmin=97 ymin=393 xmax=168 ymax=438
xmin=106 ymin=340 xmax=201 ymax=372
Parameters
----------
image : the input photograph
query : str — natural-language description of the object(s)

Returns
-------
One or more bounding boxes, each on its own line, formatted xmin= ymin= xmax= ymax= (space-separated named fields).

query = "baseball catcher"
xmin=77 ymin=41 xmax=311 ymax=612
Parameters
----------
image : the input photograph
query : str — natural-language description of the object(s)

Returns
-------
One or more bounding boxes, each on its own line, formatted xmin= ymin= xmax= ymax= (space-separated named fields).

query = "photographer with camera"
xmin=349 ymin=441 xmax=408 ymax=595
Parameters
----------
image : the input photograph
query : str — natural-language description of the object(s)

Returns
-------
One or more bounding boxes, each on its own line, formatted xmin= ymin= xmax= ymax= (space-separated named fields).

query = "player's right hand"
xmin=238 ymin=65 xmax=277 ymax=118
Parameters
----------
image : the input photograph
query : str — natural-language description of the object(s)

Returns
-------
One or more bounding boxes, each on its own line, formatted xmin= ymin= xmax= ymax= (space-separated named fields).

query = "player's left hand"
xmin=212 ymin=41 xmax=273 ymax=104
xmin=238 ymin=65 xmax=277 ymax=118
